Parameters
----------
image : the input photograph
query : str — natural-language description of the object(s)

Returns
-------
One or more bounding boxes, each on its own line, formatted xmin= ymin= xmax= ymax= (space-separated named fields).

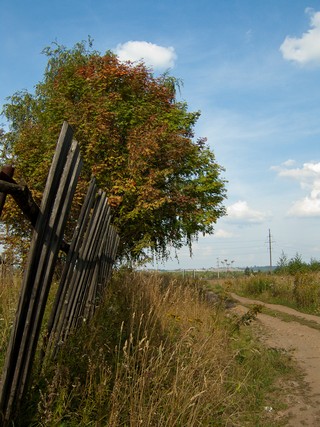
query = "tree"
xmin=288 ymin=253 xmax=307 ymax=275
xmin=1 ymin=40 xmax=227 ymax=263
xmin=309 ymin=257 xmax=320 ymax=272
xmin=275 ymin=250 xmax=289 ymax=273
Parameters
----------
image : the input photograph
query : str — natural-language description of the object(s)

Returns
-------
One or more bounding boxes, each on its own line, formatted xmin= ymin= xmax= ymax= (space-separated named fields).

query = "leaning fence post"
xmin=0 ymin=122 xmax=120 ymax=425
xmin=0 ymin=165 xmax=15 ymax=216
xmin=0 ymin=123 xmax=82 ymax=424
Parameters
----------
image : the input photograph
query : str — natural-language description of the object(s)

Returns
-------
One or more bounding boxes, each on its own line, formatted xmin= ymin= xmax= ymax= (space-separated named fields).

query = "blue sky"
xmin=2 ymin=0 xmax=320 ymax=269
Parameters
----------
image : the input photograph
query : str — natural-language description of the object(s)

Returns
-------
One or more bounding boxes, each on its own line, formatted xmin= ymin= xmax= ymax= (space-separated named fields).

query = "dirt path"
xmin=230 ymin=293 xmax=320 ymax=426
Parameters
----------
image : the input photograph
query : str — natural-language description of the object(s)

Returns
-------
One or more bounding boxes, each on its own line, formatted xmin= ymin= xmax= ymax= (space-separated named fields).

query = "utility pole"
xmin=268 ymin=229 xmax=272 ymax=273
xmin=217 ymin=257 xmax=220 ymax=279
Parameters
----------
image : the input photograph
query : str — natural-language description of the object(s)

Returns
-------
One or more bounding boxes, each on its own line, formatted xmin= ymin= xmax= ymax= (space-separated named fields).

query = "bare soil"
xmin=230 ymin=293 xmax=320 ymax=427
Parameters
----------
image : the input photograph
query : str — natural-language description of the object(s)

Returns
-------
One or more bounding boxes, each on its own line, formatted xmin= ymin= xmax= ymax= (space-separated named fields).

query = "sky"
xmin=1 ymin=0 xmax=320 ymax=269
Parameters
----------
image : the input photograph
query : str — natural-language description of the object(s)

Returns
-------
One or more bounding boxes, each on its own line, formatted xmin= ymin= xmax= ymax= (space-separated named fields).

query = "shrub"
xmin=293 ymin=273 xmax=320 ymax=310
xmin=244 ymin=275 xmax=274 ymax=296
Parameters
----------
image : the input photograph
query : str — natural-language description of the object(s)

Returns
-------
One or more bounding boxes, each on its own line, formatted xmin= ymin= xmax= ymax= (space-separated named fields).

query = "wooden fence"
xmin=0 ymin=122 xmax=119 ymax=425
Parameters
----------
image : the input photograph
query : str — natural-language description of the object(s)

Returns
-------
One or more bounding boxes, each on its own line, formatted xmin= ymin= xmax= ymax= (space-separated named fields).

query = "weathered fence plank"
xmin=46 ymin=184 xmax=119 ymax=357
xmin=17 ymin=140 xmax=83 ymax=403
xmin=81 ymin=198 xmax=112 ymax=322
xmin=0 ymin=121 xmax=119 ymax=425
xmin=63 ymin=191 xmax=110 ymax=334
xmin=46 ymin=178 xmax=99 ymax=354
xmin=74 ymin=193 xmax=111 ymax=326
xmin=0 ymin=122 xmax=82 ymax=422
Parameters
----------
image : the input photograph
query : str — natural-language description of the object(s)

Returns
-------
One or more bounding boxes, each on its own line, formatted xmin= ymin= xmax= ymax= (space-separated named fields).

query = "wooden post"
xmin=0 ymin=165 xmax=15 ymax=217
xmin=0 ymin=122 xmax=120 ymax=424
xmin=0 ymin=123 xmax=82 ymax=423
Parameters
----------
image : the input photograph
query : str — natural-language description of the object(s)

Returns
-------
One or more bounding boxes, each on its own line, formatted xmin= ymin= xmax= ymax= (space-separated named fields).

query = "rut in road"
xmin=231 ymin=293 xmax=320 ymax=427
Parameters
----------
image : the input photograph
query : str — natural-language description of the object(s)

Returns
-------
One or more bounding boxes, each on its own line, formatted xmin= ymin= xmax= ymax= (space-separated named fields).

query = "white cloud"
xmin=288 ymin=197 xmax=320 ymax=217
xmin=272 ymin=160 xmax=320 ymax=184
xmin=272 ymin=160 xmax=320 ymax=217
xmin=281 ymin=159 xmax=296 ymax=167
xmin=280 ymin=9 xmax=320 ymax=66
xmin=214 ymin=229 xmax=234 ymax=238
xmin=115 ymin=41 xmax=177 ymax=70
xmin=227 ymin=201 xmax=268 ymax=223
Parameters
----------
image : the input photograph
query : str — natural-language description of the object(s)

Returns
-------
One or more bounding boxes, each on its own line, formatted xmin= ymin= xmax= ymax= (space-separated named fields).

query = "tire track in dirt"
xmin=230 ymin=293 xmax=320 ymax=426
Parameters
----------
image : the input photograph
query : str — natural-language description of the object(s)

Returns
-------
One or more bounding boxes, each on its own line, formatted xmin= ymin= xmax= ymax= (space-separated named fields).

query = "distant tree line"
xmin=275 ymin=251 xmax=320 ymax=275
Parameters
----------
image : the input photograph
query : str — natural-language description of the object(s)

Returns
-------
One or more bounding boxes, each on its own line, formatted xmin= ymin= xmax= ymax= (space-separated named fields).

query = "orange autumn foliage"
xmin=1 ymin=40 xmax=226 ymax=263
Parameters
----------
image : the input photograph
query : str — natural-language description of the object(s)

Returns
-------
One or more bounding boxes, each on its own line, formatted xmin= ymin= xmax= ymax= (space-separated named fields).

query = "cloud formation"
xmin=115 ymin=41 xmax=177 ymax=70
xmin=227 ymin=201 xmax=267 ymax=223
xmin=280 ymin=9 xmax=320 ymax=66
xmin=272 ymin=160 xmax=320 ymax=216
xmin=214 ymin=228 xmax=235 ymax=238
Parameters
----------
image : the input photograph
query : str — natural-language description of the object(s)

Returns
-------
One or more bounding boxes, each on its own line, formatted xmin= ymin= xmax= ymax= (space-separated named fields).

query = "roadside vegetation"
xmin=211 ymin=253 xmax=320 ymax=315
xmin=0 ymin=269 xmax=295 ymax=426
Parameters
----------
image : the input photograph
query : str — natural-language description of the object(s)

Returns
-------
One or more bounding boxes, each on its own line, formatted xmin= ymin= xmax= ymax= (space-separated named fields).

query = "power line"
xmin=268 ymin=229 xmax=272 ymax=272
xmin=264 ymin=229 xmax=275 ymax=271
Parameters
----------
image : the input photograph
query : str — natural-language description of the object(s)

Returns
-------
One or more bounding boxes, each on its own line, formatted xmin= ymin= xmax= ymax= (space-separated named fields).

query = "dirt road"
xmin=230 ymin=293 xmax=320 ymax=426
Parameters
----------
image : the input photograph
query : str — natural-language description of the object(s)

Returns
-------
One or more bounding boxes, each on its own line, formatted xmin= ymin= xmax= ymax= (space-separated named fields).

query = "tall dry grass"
xmin=0 ymin=268 xmax=21 ymax=370
xmin=106 ymin=274 xmax=233 ymax=426
xmin=33 ymin=273 xmax=234 ymax=426
xmin=0 ymin=270 xmax=293 ymax=426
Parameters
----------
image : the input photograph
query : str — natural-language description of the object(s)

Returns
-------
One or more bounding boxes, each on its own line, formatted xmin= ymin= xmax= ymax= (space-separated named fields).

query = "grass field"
xmin=0 ymin=270 xmax=297 ymax=426
xmin=213 ymin=272 xmax=320 ymax=315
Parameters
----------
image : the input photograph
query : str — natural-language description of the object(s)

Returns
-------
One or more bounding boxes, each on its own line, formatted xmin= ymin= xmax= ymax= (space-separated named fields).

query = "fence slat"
xmin=17 ymin=141 xmax=83 ymax=402
xmin=46 ymin=178 xmax=98 ymax=355
xmin=48 ymin=188 xmax=119 ymax=355
xmin=0 ymin=123 xmax=82 ymax=422
xmin=82 ymin=203 xmax=112 ymax=321
xmin=0 ymin=122 xmax=119 ymax=425
xmin=66 ymin=192 xmax=109 ymax=332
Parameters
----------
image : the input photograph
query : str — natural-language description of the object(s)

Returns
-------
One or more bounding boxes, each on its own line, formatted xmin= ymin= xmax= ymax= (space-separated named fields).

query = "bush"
xmin=293 ymin=273 xmax=320 ymax=310
xmin=244 ymin=275 xmax=274 ymax=296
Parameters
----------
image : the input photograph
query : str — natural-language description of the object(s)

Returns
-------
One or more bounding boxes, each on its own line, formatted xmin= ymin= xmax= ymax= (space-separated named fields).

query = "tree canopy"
xmin=1 ymin=40 xmax=227 ymax=263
